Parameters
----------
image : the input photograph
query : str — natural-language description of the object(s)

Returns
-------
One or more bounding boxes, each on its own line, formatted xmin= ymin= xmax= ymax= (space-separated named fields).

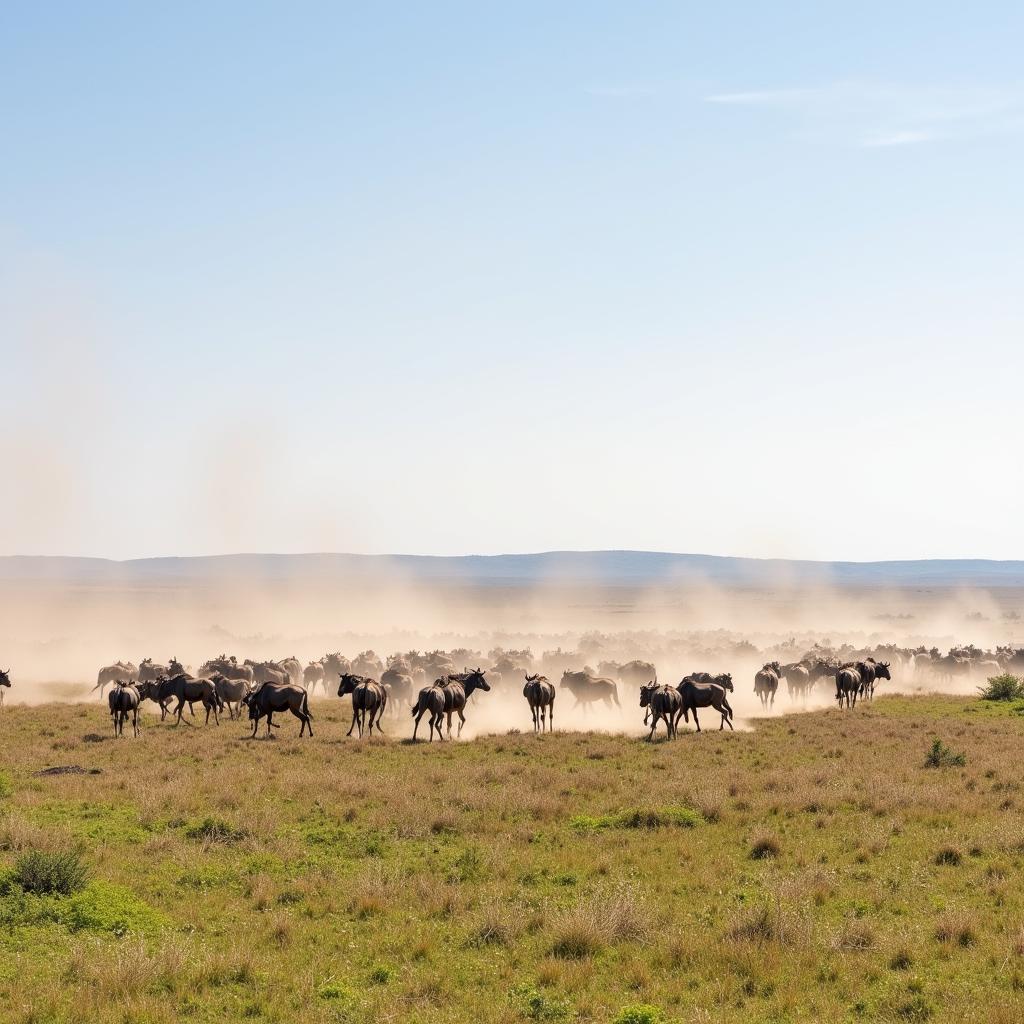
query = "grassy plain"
xmin=2 ymin=694 xmax=1024 ymax=1023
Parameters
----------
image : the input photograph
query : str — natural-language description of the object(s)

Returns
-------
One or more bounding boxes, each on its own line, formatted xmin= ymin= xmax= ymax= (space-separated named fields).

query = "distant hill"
xmin=1 ymin=551 xmax=1023 ymax=588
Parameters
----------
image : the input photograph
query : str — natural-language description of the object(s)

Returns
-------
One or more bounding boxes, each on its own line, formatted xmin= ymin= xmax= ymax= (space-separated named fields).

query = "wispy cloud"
xmin=705 ymin=82 xmax=1024 ymax=148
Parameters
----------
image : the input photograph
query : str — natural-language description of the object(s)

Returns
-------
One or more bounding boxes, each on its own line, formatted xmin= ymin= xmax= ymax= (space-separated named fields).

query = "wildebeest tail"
xmin=302 ymin=691 xmax=312 ymax=719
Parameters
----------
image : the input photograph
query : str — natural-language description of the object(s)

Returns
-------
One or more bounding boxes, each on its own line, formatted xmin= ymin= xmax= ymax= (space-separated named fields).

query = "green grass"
xmin=1 ymin=695 xmax=1024 ymax=1022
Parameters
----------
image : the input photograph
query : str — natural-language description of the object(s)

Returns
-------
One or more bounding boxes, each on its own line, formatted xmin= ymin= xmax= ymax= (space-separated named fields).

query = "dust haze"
xmin=2 ymin=562 xmax=1020 ymax=735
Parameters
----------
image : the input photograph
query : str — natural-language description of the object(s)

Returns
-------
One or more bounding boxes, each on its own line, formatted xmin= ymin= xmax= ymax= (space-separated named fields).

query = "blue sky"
xmin=2 ymin=2 xmax=1022 ymax=559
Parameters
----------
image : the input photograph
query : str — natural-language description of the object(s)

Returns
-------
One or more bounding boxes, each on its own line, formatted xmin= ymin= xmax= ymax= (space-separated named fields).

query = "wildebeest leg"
xmin=549 ymin=697 xmax=554 ymax=732
xmin=347 ymin=704 xmax=359 ymax=738
xmin=412 ymin=708 xmax=423 ymax=740
xmin=457 ymin=709 xmax=466 ymax=737
xmin=266 ymin=711 xmax=275 ymax=737
xmin=174 ymin=698 xmax=186 ymax=725
xmin=692 ymin=708 xmax=701 ymax=733
xmin=132 ymin=707 xmax=139 ymax=737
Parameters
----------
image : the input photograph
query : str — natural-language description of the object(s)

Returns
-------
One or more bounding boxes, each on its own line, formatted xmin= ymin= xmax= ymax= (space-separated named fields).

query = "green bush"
xmin=612 ymin=1007 xmax=665 ymax=1024
xmin=12 ymin=848 xmax=88 ymax=896
xmin=924 ymin=739 xmax=966 ymax=768
xmin=978 ymin=674 xmax=1023 ymax=701
xmin=510 ymin=984 xmax=569 ymax=1021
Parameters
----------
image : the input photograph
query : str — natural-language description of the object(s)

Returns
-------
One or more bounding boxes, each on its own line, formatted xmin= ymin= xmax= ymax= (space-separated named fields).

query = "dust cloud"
xmin=1 ymin=564 xmax=1020 ymax=735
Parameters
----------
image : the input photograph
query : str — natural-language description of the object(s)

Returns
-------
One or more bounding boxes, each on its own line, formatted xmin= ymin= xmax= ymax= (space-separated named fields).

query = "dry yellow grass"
xmin=1 ymin=693 xmax=1023 ymax=1022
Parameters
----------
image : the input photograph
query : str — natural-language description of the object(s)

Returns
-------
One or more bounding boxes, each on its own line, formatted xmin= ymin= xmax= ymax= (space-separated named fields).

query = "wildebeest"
xmin=302 ymin=661 xmax=326 ymax=694
xmin=0 ymin=668 xmax=11 ymax=707
xmin=835 ymin=665 xmax=861 ymax=708
xmin=618 ymin=660 xmax=658 ymax=689
xmin=380 ymin=667 xmax=414 ymax=713
xmin=108 ymin=682 xmax=141 ymax=737
xmin=137 ymin=658 xmax=170 ymax=683
xmin=243 ymin=682 xmax=313 ymax=738
xmin=212 ymin=673 xmax=250 ymax=719
xmin=156 ymin=674 xmax=223 ymax=725
xmin=684 ymin=671 xmax=734 ymax=691
xmin=244 ymin=659 xmax=290 ymax=686
xmin=198 ymin=655 xmax=254 ymax=685
xmin=135 ymin=679 xmax=175 ymax=719
xmin=435 ymin=669 xmax=491 ymax=739
xmin=754 ymin=662 xmax=781 ymax=710
xmin=351 ymin=650 xmax=385 ymax=680
xmin=337 ymin=673 xmax=388 ymax=737
xmin=856 ymin=659 xmax=890 ymax=700
xmin=411 ymin=683 xmax=447 ymax=742
xmin=676 ymin=677 xmax=734 ymax=732
xmin=560 ymin=670 xmax=620 ymax=711
xmin=781 ymin=663 xmax=811 ymax=702
xmin=639 ymin=681 xmax=682 ymax=740
xmin=321 ymin=652 xmax=351 ymax=683
xmin=279 ymin=656 xmax=302 ymax=688
xmin=93 ymin=660 xmax=138 ymax=697
xmin=523 ymin=673 xmax=556 ymax=733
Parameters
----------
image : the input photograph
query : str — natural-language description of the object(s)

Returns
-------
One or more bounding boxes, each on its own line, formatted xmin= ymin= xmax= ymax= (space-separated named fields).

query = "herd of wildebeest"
xmin=0 ymin=640 xmax=1020 ymax=740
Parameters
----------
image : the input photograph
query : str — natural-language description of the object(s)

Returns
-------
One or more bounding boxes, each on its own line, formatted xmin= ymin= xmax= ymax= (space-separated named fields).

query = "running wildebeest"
xmin=684 ymin=671 xmax=734 ymax=691
xmin=302 ymin=661 xmax=326 ymax=695
xmin=108 ymin=681 xmax=141 ymax=737
xmin=93 ymin=660 xmax=138 ymax=697
xmin=856 ymin=659 xmax=890 ymax=700
xmin=560 ymin=670 xmax=620 ymax=711
xmin=243 ymin=682 xmax=313 ymax=738
xmin=0 ymin=668 xmax=10 ymax=708
xmin=639 ymin=681 xmax=682 ymax=740
xmin=835 ymin=665 xmax=861 ymax=708
xmin=212 ymin=673 xmax=250 ymax=720
xmin=134 ymin=679 xmax=174 ymax=719
xmin=434 ymin=669 xmax=491 ymax=739
xmin=380 ymin=667 xmax=414 ymax=713
xmin=754 ymin=662 xmax=781 ymax=710
xmin=523 ymin=672 xmax=556 ymax=733
xmin=676 ymin=677 xmax=734 ymax=732
xmin=337 ymin=673 xmax=388 ymax=737
xmin=411 ymin=682 xmax=447 ymax=742
xmin=781 ymin=663 xmax=811 ymax=702
xmin=156 ymin=674 xmax=222 ymax=726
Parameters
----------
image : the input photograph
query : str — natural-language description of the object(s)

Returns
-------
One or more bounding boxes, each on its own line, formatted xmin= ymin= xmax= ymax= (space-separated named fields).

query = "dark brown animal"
xmin=337 ymin=673 xmax=388 ymax=737
xmin=0 ymin=668 xmax=9 ymax=708
xmin=108 ymin=682 xmax=140 ymax=737
xmin=835 ymin=666 xmax=861 ymax=708
xmin=411 ymin=683 xmax=446 ymax=742
xmin=303 ymin=661 xmax=326 ymax=694
xmin=523 ymin=673 xmax=555 ymax=732
xmin=435 ymin=669 xmax=491 ymax=739
xmin=212 ymin=673 xmax=250 ymax=719
xmin=380 ymin=668 xmax=414 ymax=712
xmin=754 ymin=662 xmax=781 ymax=710
xmin=639 ymin=681 xmax=682 ymax=740
xmin=243 ymin=682 xmax=313 ymax=737
xmin=156 ymin=674 xmax=222 ymax=726
xmin=677 ymin=678 xmax=734 ymax=732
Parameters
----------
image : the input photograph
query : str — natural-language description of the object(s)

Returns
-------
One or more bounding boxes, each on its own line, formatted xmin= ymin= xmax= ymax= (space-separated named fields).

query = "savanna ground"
xmin=2 ymin=695 xmax=1024 ymax=1024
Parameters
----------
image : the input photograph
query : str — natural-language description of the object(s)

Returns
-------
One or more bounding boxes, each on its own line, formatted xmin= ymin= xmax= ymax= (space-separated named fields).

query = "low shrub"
xmin=65 ymin=882 xmax=166 ymax=935
xmin=924 ymin=739 xmax=966 ymax=768
xmin=12 ymin=848 xmax=88 ymax=896
xmin=978 ymin=674 xmax=1024 ymax=701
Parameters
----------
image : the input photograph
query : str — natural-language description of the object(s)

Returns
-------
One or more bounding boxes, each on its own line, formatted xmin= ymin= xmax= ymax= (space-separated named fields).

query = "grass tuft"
xmin=11 ymin=847 xmax=88 ymax=896
xmin=924 ymin=738 xmax=966 ymax=768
